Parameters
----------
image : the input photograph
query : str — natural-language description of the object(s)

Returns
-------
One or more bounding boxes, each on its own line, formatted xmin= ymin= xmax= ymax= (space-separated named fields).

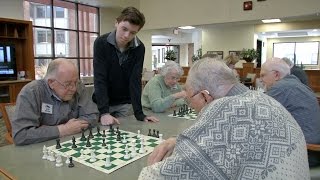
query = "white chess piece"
xmin=122 ymin=134 xmax=127 ymax=143
xmin=105 ymin=155 xmax=111 ymax=167
xmin=49 ymin=151 xmax=56 ymax=162
xmin=139 ymin=138 xmax=145 ymax=154
xmin=89 ymin=149 xmax=96 ymax=162
xmin=42 ymin=145 xmax=48 ymax=160
xmin=79 ymin=149 xmax=85 ymax=159
xmin=65 ymin=155 xmax=70 ymax=164
xmin=124 ymin=144 xmax=130 ymax=159
xmin=131 ymin=140 xmax=136 ymax=157
xmin=159 ymin=134 xmax=163 ymax=143
xmin=137 ymin=130 xmax=141 ymax=138
xmin=55 ymin=154 xmax=63 ymax=167
xmin=107 ymin=144 xmax=112 ymax=154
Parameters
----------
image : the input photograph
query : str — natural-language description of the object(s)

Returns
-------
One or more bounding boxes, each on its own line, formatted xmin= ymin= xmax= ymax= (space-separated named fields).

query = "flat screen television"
xmin=0 ymin=44 xmax=17 ymax=80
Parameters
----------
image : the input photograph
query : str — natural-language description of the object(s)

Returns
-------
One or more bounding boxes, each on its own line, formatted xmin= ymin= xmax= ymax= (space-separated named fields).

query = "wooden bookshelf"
xmin=0 ymin=18 xmax=35 ymax=103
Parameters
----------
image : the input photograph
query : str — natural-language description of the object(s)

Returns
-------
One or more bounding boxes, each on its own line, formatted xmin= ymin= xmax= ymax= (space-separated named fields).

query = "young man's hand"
xmin=144 ymin=116 xmax=159 ymax=122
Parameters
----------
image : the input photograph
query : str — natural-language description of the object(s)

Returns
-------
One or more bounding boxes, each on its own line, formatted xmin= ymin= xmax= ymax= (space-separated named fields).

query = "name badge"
xmin=41 ymin=103 xmax=53 ymax=114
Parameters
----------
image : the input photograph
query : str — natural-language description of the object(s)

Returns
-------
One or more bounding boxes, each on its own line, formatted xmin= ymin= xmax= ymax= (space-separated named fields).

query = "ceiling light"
xmin=178 ymin=26 xmax=195 ymax=29
xmin=312 ymin=29 xmax=318 ymax=32
xmin=261 ymin=19 xmax=281 ymax=23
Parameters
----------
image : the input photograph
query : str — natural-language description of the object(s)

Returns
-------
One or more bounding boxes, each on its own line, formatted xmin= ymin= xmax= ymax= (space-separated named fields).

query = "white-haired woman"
xmin=141 ymin=61 xmax=186 ymax=113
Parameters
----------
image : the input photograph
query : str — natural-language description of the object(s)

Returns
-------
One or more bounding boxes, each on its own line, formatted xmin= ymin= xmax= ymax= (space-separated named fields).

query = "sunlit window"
xmin=273 ymin=42 xmax=319 ymax=65
xmin=23 ymin=0 xmax=99 ymax=80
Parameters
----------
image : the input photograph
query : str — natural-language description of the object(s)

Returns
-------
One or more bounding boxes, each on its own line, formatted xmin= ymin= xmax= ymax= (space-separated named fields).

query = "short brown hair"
xmin=116 ymin=7 xmax=145 ymax=30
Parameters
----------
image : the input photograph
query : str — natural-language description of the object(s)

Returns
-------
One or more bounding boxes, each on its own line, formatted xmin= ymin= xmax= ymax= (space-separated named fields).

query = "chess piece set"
xmin=43 ymin=125 xmax=163 ymax=170
xmin=173 ymin=104 xmax=193 ymax=117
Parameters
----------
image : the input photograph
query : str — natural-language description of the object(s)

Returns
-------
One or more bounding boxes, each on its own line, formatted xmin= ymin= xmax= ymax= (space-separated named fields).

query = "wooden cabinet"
xmin=0 ymin=80 xmax=31 ymax=103
xmin=0 ymin=18 xmax=35 ymax=103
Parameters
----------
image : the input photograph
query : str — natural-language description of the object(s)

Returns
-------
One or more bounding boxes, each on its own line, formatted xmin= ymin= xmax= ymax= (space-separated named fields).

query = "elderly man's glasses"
xmin=55 ymin=79 xmax=78 ymax=90
xmin=184 ymin=90 xmax=209 ymax=105
xmin=260 ymin=70 xmax=276 ymax=79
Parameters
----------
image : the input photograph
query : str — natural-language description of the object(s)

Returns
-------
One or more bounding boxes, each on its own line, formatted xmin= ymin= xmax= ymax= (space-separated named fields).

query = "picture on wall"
xmin=229 ymin=51 xmax=241 ymax=59
xmin=207 ymin=51 xmax=224 ymax=59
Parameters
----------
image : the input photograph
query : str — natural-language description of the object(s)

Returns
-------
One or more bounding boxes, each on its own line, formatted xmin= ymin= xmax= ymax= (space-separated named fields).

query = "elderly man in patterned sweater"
xmin=139 ymin=58 xmax=310 ymax=179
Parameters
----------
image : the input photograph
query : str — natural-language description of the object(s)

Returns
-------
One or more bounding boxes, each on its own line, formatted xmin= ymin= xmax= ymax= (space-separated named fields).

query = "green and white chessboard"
xmin=47 ymin=129 xmax=161 ymax=174
xmin=168 ymin=109 xmax=197 ymax=120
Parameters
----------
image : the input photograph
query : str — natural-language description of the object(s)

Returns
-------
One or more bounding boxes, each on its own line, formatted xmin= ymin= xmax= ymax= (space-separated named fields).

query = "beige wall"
xmin=0 ymin=0 xmax=23 ymax=20
xmin=100 ymin=7 xmax=122 ymax=34
xmin=267 ymin=36 xmax=320 ymax=69
xmin=140 ymin=0 xmax=320 ymax=30
xmin=202 ymin=24 xmax=255 ymax=58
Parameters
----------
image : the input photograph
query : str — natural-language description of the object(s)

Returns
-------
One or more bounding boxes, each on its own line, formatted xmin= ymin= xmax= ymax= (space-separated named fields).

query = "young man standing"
xmin=93 ymin=7 xmax=159 ymax=125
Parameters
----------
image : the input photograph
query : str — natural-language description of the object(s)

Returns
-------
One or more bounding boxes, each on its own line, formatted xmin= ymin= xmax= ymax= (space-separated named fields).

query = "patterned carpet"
xmin=0 ymin=117 xmax=9 ymax=147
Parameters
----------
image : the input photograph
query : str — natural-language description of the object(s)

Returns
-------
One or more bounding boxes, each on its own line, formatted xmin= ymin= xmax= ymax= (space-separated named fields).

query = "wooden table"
xmin=0 ymin=110 xmax=194 ymax=180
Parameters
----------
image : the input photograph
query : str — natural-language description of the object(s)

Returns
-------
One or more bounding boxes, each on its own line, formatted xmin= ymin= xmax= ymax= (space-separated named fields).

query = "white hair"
xmin=44 ymin=58 xmax=78 ymax=80
xmin=262 ymin=57 xmax=290 ymax=78
xmin=186 ymin=58 xmax=238 ymax=99
xmin=281 ymin=57 xmax=294 ymax=68
xmin=160 ymin=61 xmax=183 ymax=77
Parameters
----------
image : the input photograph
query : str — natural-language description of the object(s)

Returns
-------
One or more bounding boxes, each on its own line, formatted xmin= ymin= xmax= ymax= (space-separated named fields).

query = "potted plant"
xmin=165 ymin=50 xmax=176 ymax=61
xmin=240 ymin=48 xmax=258 ymax=62
xmin=192 ymin=48 xmax=202 ymax=62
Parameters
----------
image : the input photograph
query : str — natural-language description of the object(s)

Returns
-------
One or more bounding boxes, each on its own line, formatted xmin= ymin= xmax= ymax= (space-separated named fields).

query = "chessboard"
xmin=168 ymin=105 xmax=197 ymax=120
xmin=46 ymin=127 xmax=162 ymax=174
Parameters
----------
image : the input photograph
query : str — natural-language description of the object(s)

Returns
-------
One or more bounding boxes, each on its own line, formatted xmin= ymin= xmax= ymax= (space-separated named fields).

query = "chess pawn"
xmin=42 ymin=145 xmax=48 ymax=160
xmin=55 ymin=154 xmax=63 ymax=167
xmin=159 ymin=134 xmax=163 ymax=142
xmin=105 ymin=155 xmax=111 ymax=167
xmin=65 ymin=155 xmax=70 ymax=164
xmin=137 ymin=130 xmax=141 ymax=138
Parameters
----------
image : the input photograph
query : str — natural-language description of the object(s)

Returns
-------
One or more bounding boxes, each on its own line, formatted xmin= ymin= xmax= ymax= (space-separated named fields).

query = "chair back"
xmin=0 ymin=103 xmax=15 ymax=144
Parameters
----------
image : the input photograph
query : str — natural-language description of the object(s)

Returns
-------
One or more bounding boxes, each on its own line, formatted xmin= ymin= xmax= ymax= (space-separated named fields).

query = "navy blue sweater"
xmin=93 ymin=33 xmax=146 ymax=121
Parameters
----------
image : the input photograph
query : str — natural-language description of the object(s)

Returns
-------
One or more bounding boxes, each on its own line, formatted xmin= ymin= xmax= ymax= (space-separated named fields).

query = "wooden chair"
xmin=0 ymin=103 xmax=15 ymax=144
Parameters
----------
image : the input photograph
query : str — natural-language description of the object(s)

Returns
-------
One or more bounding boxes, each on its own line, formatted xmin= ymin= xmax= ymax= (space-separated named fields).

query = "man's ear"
xmin=47 ymin=79 xmax=55 ymax=89
xmin=274 ymin=71 xmax=281 ymax=81
xmin=114 ymin=20 xmax=118 ymax=28
xmin=201 ymin=90 xmax=214 ymax=103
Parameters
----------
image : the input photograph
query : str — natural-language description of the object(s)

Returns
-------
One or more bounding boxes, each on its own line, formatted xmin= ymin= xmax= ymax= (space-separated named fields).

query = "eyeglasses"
xmin=166 ymin=75 xmax=180 ymax=81
xmin=260 ymin=70 xmax=276 ymax=79
xmin=184 ymin=91 xmax=200 ymax=105
xmin=55 ymin=79 xmax=78 ymax=90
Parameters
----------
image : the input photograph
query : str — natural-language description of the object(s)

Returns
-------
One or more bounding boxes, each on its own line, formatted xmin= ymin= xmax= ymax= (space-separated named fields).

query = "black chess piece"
xmin=56 ymin=139 xmax=61 ymax=149
xmin=102 ymin=130 xmax=106 ymax=137
xmin=80 ymin=128 xmax=86 ymax=141
xmin=68 ymin=157 xmax=75 ymax=168
xmin=148 ymin=129 xmax=152 ymax=136
xmin=96 ymin=126 xmax=101 ymax=136
xmin=116 ymin=131 xmax=121 ymax=141
xmin=152 ymin=129 xmax=156 ymax=137
xmin=116 ymin=126 xmax=120 ymax=133
xmin=102 ymin=138 xmax=106 ymax=146
xmin=109 ymin=125 xmax=114 ymax=135
xmin=156 ymin=130 xmax=160 ymax=138
xmin=71 ymin=136 xmax=77 ymax=149
xmin=173 ymin=110 xmax=176 ymax=116
xmin=86 ymin=137 xmax=91 ymax=147
xmin=88 ymin=126 xmax=94 ymax=139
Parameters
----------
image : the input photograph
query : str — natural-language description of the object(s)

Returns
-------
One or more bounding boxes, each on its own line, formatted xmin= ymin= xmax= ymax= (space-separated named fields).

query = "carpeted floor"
xmin=0 ymin=117 xmax=9 ymax=147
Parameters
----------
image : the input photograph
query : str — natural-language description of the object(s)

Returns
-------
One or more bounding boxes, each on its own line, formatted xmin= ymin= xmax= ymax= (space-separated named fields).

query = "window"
xmin=273 ymin=42 xmax=319 ymax=65
xmin=24 ymin=0 xmax=99 ymax=79
xmin=37 ymin=30 xmax=51 ymax=43
xmin=55 ymin=31 xmax=65 ymax=43
xmin=55 ymin=7 xmax=64 ymax=18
